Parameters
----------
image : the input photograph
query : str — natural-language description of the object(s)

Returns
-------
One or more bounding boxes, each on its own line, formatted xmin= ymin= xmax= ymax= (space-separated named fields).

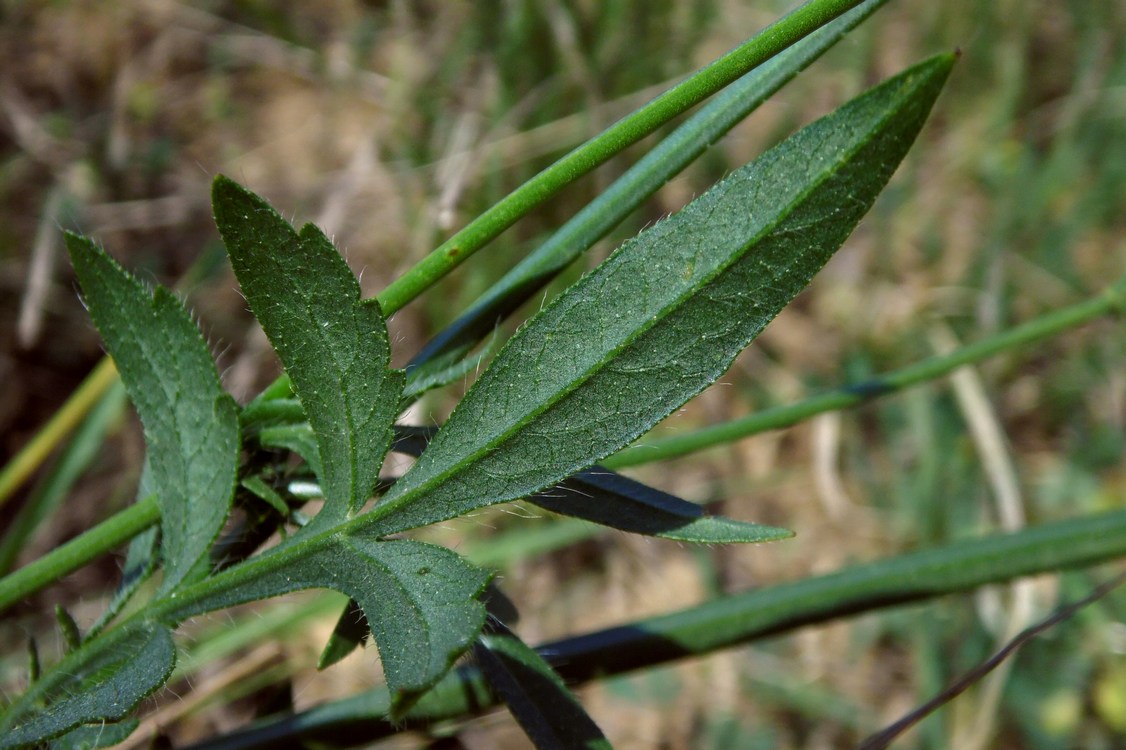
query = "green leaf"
xmin=241 ymin=475 xmax=291 ymax=518
xmin=212 ymin=177 xmax=404 ymax=529
xmin=239 ymin=396 xmax=306 ymax=439
xmin=365 ymin=54 xmax=955 ymax=537
xmin=531 ymin=469 xmax=791 ymax=543
xmin=257 ymin=422 xmax=324 ymax=480
xmin=402 ymin=342 xmax=493 ymax=407
xmin=0 ymin=622 xmax=174 ymax=749
xmin=65 ymin=235 xmax=240 ymax=594
xmin=163 ymin=538 xmax=491 ymax=708
xmin=475 ymin=623 xmax=612 ymax=750
xmin=55 ymin=605 xmax=82 ymax=652
xmin=388 ymin=426 xmax=785 ymax=543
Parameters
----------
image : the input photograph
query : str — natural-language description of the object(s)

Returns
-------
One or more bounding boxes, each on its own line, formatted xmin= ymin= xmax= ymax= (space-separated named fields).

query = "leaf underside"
xmin=166 ymin=537 xmax=491 ymax=708
xmin=364 ymin=54 xmax=955 ymax=538
xmin=212 ymin=176 xmax=404 ymax=529
xmin=66 ymin=235 xmax=239 ymax=594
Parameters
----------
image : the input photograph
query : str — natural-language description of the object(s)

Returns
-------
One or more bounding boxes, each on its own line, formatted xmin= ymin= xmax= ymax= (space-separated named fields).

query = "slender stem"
xmin=188 ymin=509 xmax=1126 ymax=750
xmin=605 ymin=278 xmax=1126 ymax=469
xmin=0 ymin=497 xmax=159 ymax=614
xmin=0 ymin=358 xmax=118 ymax=509
xmin=373 ymin=0 xmax=867 ymax=316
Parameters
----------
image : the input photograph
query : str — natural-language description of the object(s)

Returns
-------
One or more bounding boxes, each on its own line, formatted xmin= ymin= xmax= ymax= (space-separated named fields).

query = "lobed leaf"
xmin=364 ymin=54 xmax=955 ymax=537
xmin=0 ymin=622 xmax=174 ymax=749
xmin=66 ymin=235 xmax=239 ymax=594
xmin=212 ymin=176 xmax=404 ymax=529
xmin=161 ymin=538 xmax=491 ymax=708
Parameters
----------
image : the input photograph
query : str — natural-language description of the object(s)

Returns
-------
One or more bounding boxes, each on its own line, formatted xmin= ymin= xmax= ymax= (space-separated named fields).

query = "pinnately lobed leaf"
xmin=363 ymin=53 xmax=955 ymax=537
xmin=159 ymin=537 xmax=490 ymax=709
xmin=65 ymin=235 xmax=239 ymax=594
xmin=212 ymin=177 xmax=404 ymax=529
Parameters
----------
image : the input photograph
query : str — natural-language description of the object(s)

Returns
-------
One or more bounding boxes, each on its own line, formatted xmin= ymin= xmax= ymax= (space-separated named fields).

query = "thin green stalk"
xmin=0 ymin=358 xmax=118 ymax=510
xmin=605 ymin=276 xmax=1126 ymax=469
xmin=188 ymin=509 xmax=1126 ymax=750
xmin=0 ymin=497 xmax=158 ymax=615
xmin=373 ymin=0 xmax=868 ymax=316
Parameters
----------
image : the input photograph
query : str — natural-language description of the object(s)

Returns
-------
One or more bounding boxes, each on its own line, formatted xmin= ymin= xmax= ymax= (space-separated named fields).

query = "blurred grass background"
xmin=1 ymin=1 xmax=1124 ymax=748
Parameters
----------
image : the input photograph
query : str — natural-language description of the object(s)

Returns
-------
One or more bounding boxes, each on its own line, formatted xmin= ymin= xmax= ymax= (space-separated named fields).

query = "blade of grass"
xmin=0 ymin=380 xmax=128 ymax=575
xmin=0 ymin=357 xmax=118 ymax=510
xmin=374 ymin=0 xmax=870 ymax=316
xmin=188 ymin=509 xmax=1126 ymax=750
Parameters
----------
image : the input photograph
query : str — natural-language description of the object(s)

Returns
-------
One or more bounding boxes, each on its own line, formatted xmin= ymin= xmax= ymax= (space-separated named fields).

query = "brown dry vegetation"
xmin=2 ymin=1 xmax=1125 ymax=748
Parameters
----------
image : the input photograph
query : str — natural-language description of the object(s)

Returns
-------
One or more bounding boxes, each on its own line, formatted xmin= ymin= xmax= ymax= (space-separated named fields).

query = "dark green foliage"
xmin=361 ymin=54 xmax=954 ymax=539
xmin=213 ymin=177 xmax=404 ymax=529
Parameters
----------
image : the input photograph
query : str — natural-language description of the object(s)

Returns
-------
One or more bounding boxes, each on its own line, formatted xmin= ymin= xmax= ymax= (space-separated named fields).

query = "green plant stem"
xmin=0 ymin=358 xmax=118 ymax=510
xmin=0 ymin=497 xmax=159 ymax=615
xmin=373 ymin=0 xmax=868 ymax=316
xmin=605 ymin=276 xmax=1126 ymax=469
xmin=188 ymin=508 xmax=1126 ymax=750
xmin=0 ymin=381 xmax=128 ymax=575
